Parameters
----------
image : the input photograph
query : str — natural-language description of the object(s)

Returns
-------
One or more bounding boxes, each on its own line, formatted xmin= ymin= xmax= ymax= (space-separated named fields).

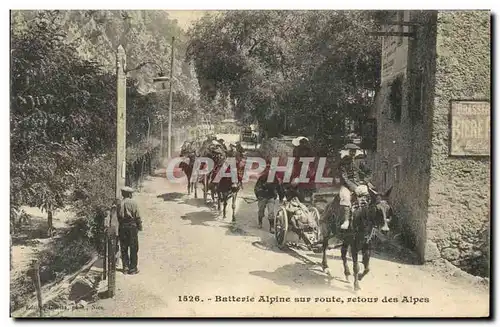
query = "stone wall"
xmin=370 ymin=11 xmax=438 ymax=262
xmin=426 ymin=11 xmax=490 ymax=276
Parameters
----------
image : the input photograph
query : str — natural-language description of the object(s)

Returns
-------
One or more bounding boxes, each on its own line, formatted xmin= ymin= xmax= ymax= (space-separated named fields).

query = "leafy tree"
xmin=187 ymin=10 xmax=381 ymax=153
xmin=11 ymin=11 xmax=115 ymax=234
xmin=10 ymin=11 xmax=168 ymax=236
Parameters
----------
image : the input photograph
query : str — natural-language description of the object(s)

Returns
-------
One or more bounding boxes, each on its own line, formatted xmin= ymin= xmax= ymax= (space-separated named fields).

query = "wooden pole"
xmin=160 ymin=120 xmax=164 ymax=161
xmin=110 ymin=44 xmax=125 ymax=298
xmin=107 ymin=236 xmax=116 ymax=298
xmin=31 ymin=260 xmax=43 ymax=317
xmin=116 ymin=45 xmax=127 ymax=199
xmin=103 ymin=234 xmax=108 ymax=281
xmin=167 ymin=36 xmax=175 ymax=159
xmin=146 ymin=117 xmax=151 ymax=142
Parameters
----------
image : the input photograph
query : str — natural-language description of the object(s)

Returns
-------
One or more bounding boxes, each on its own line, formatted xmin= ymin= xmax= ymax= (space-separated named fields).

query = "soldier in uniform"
xmin=291 ymin=137 xmax=315 ymax=202
xmin=292 ymin=136 xmax=314 ymax=158
xmin=118 ymin=186 xmax=143 ymax=275
xmin=218 ymin=138 xmax=228 ymax=151
xmin=235 ymin=142 xmax=245 ymax=156
xmin=338 ymin=143 xmax=373 ymax=230
xmin=254 ymin=163 xmax=285 ymax=233
xmin=180 ymin=140 xmax=193 ymax=157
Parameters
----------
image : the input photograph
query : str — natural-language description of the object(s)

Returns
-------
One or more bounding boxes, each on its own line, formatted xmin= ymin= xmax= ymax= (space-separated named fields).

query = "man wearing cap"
xmin=338 ymin=143 xmax=373 ymax=230
xmin=235 ymin=142 xmax=245 ymax=157
xmin=291 ymin=137 xmax=315 ymax=201
xmin=180 ymin=140 xmax=194 ymax=157
xmin=292 ymin=137 xmax=314 ymax=158
xmin=218 ymin=138 xmax=228 ymax=151
xmin=118 ymin=186 xmax=143 ymax=275
xmin=254 ymin=163 xmax=285 ymax=233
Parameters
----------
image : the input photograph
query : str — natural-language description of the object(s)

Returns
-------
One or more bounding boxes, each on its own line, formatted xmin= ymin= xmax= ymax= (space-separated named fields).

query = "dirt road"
xmin=63 ymin=175 xmax=489 ymax=318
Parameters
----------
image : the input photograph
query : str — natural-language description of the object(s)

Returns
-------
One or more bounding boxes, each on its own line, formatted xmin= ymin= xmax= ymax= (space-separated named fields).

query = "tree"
xmin=187 ymin=10 xmax=381 ymax=152
xmin=10 ymin=11 xmax=168 ymax=236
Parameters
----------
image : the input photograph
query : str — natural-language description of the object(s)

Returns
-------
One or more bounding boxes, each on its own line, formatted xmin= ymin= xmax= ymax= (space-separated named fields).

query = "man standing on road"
xmin=118 ymin=186 xmax=143 ymax=275
xmin=254 ymin=163 xmax=285 ymax=233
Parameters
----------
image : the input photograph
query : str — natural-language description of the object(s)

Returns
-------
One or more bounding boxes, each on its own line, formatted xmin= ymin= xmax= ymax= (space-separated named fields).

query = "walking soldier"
xmin=254 ymin=164 xmax=285 ymax=233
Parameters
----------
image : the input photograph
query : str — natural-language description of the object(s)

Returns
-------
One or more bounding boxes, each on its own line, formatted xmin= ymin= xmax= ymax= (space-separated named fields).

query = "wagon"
xmin=274 ymin=188 xmax=338 ymax=252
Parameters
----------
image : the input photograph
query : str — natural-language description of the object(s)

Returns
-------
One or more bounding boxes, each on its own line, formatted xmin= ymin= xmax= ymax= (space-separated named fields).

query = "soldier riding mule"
xmin=318 ymin=142 xmax=394 ymax=291
xmin=211 ymin=143 xmax=245 ymax=222
xmin=179 ymin=141 xmax=198 ymax=197
xmin=197 ymin=137 xmax=223 ymax=203
xmin=319 ymin=185 xmax=394 ymax=291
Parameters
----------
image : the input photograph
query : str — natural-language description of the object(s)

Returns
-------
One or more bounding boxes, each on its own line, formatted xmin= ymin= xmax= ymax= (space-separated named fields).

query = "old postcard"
xmin=10 ymin=9 xmax=490 ymax=318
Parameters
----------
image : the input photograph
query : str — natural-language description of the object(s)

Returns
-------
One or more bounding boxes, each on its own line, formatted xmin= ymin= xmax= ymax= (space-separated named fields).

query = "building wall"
xmin=370 ymin=11 xmax=438 ymax=262
xmin=380 ymin=11 xmax=411 ymax=85
xmin=426 ymin=11 xmax=490 ymax=276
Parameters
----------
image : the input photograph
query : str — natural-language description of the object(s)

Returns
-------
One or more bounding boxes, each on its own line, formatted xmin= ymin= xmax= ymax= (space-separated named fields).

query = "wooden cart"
xmin=274 ymin=188 xmax=339 ymax=251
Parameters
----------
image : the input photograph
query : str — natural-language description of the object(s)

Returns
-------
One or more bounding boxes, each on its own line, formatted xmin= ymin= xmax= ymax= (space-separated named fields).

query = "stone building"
xmin=364 ymin=10 xmax=490 ymax=276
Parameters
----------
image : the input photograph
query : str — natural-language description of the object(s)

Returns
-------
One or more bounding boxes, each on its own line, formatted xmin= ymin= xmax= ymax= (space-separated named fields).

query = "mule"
xmin=319 ymin=186 xmax=394 ymax=291
xmin=214 ymin=156 xmax=244 ymax=222
xmin=200 ymin=145 xmax=226 ymax=205
xmin=216 ymin=173 xmax=239 ymax=222
xmin=179 ymin=152 xmax=198 ymax=198
xmin=195 ymin=140 xmax=219 ymax=203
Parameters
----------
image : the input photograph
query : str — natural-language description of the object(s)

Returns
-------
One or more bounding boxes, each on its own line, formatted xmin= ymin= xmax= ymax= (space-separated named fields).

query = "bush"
xmin=37 ymin=218 xmax=95 ymax=282
xmin=9 ymin=11 xmax=174 ymax=313
xmin=10 ymin=218 xmax=95 ymax=313
xmin=10 ymin=273 xmax=35 ymax=312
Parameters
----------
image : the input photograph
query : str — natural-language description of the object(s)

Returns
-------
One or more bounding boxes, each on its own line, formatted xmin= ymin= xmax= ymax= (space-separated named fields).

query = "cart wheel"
xmin=275 ymin=207 xmax=288 ymax=249
xmin=311 ymin=207 xmax=321 ymax=242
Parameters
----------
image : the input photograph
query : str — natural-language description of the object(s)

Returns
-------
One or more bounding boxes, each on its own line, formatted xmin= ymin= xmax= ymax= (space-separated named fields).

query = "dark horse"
xmin=319 ymin=186 xmax=394 ymax=291
xmin=194 ymin=139 xmax=218 ymax=203
xmin=200 ymin=145 xmax=226 ymax=205
xmin=179 ymin=149 xmax=198 ymax=198
xmin=214 ymin=155 xmax=244 ymax=222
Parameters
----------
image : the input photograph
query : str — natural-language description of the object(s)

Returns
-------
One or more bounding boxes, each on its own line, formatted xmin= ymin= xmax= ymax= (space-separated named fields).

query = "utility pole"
xmin=160 ymin=119 xmax=163 ymax=161
xmin=116 ymin=45 xmax=127 ymax=199
xmin=167 ymin=36 xmax=175 ymax=159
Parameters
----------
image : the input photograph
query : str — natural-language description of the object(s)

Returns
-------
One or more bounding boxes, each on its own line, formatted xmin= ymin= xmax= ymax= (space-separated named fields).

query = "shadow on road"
xmin=308 ymin=252 xmax=344 ymax=262
xmin=157 ymin=192 xmax=185 ymax=201
xmin=180 ymin=211 xmax=218 ymax=226
xmin=239 ymin=196 xmax=259 ymax=205
xmin=178 ymin=197 xmax=207 ymax=208
xmin=237 ymin=199 xmax=419 ymax=269
xmin=250 ymin=262 xmax=352 ymax=293
xmin=225 ymin=224 xmax=250 ymax=236
xmin=305 ymin=242 xmax=418 ymax=267
xmin=371 ymin=248 xmax=419 ymax=266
